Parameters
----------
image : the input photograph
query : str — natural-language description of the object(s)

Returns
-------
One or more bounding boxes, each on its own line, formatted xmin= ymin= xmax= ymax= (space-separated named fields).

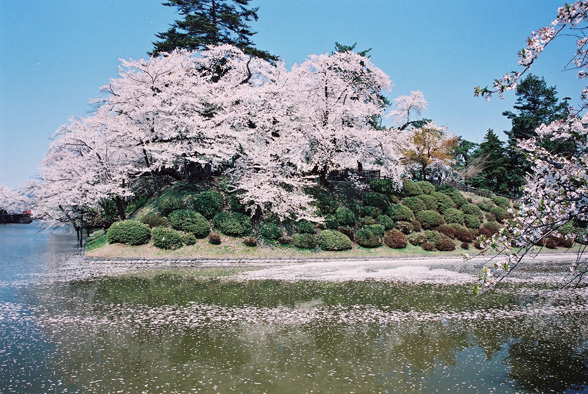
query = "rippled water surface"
xmin=1 ymin=224 xmax=587 ymax=393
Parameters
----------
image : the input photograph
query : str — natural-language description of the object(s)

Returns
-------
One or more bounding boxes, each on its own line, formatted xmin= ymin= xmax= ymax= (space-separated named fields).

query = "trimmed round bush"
xmin=477 ymin=200 xmax=494 ymax=212
xmin=208 ymin=232 xmax=222 ymax=245
xmin=227 ymin=194 xmax=247 ymax=214
xmin=292 ymin=233 xmax=316 ymax=249
xmin=450 ymin=224 xmax=475 ymax=242
xmin=243 ymin=236 xmax=257 ymax=247
xmin=152 ymin=226 xmax=182 ymax=250
xmin=424 ymin=230 xmax=443 ymax=244
xmin=387 ymin=204 xmax=415 ymax=222
xmin=277 ymin=235 xmax=292 ymax=245
xmin=324 ymin=215 xmax=339 ymax=230
xmin=490 ymin=206 xmax=509 ymax=223
xmin=418 ymin=194 xmax=438 ymax=211
xmin=394 ymin=221 xmax=414 ymax=235
xmin=431 ymin=192 xmax=456 ymax=213
xmin=435 ymin=237 xmax=456 ymax=251
xmin=483 ymin=221 xmax=502 ymax=234
xmin=182 ymin=232 xmax=197 ymax=246
xmin=443 ymin=208 xmax=464 ymax=225
xmin=363 ymin=192 xmax=390 ymax=211
xmin=213 ymin=211 xmax=252 ymax=236
xmin=140 ymin=213 xmax=169 ymax=228
xmin=491 ymin=195 xmax=511 ymax=209
xmin=461 ymin=203 xmax=484 ymax=220
xmin=464 ymin=214 xmax=482 ymax=229
xmin=359 ymin=206 xmax=382 ymax=219
xmin=407 ymin=231 xmax=427 ymax=246
xmin=411 ymin=220 xmax=422 ymax=232
xmin=401 ymin=179 xmax=423 ymax=197
xmin=295 ymin=220 xmax=315 ymax=234
xmin=359 ymin=217 xmax=377 ymax=227
xmin=356 ymin=228 xmax=382 ymax=248
xmin=365 ymin=224 xmax=385 ymax=237
xmin=416 ymin=181 xmax=435 ymax=195
xmin=402 ymin=197 xmax=427 ymax=213
xmin=260 ymin=223 xmax=282 ymax=240
xmin=416 ymin=210 xmax=445 ymax=230
xmin=437 ymin=224 xmax=457 ymax=239
xmin=384 ymin=229 xmax=408 ymax=249
xmin=107 ymin=220 xmax=151 ymax=246
xmin=169 ymin=210 xmax=210 ymax=238
xmin=318 ymin=230 xmax=353 ymax=251
xmin=422 ymin=242 xmax=435 ymax=251
xmin=335 ymin=206 xmax=356 ymax=226
xmin=191 ymin=190 xmax=224 ymax=219
xmin=376 ymin=215 xmax=395 ymax=230
xmin=338 ymin=227 xmax=355 ymax=242
xmin=157 ymin=195 xmax=185 ymax=216
xmin=443 ymin=190 xmax=468 ymax=208
xmin=368 ymin=178 xmax=397 ymax=194
xmin=461 ymin=242 xmax=470 ymax=250
xmin=315 ymin=192 xmax=338 ymax=215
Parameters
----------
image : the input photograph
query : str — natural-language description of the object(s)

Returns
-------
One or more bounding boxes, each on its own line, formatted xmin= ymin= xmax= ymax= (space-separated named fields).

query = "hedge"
xmin=152 ymin=227 xmax=183 ymax=250
xmin=356 ymin=227 xmax=382 ymax=248
xmin=292 ymin=233 xmax=317 ymax=249
xmin=213 ymin=211 xmax=252 ymax=236
xmin=317 ymin=230 xmax=353 ymax=251
xmin=107 ymin=220 xmax=151 ymax=246
xmin=383 ymin=229 xmax=408 ymax=249
xmin=191 ymin=190 xmax=224 ymax=219
xmin=387 ymin=204 xmax=414 ymax=222
xmin=335 ymin=206 xmax=356 ymax=226
xmin=416 ymin=210 xmax=445 ymax=229
xmin=168 ymin=210 xmax=210 ymax=238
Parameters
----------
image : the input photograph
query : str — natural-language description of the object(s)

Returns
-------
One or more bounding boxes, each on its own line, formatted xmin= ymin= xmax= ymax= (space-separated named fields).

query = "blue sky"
xmin=0 ymin=0 xmax=584 ymax=189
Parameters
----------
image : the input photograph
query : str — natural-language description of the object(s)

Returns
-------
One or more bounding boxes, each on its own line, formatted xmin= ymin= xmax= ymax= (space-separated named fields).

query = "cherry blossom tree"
xmin=386 ymin=90 xmax=427 ymax=130
xmin=476 ymin=2 xmax=588 ymax=289
xmin=0 ymin=185 xmax=30 ymax=214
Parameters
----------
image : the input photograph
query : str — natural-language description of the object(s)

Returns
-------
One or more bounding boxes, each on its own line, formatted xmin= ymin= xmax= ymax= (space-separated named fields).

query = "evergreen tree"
xmin=469 ymin=129 xmax=508 ymax=193
xmin=502 ymin=74 xmax=569 ymax=195
xmin=150 ymin=0 xmax=277 ymax=61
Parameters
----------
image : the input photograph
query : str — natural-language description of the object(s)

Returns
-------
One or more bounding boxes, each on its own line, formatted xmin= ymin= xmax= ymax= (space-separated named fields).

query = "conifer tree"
xmin=150 ymin=0 xmax=277 ymax=61
xmin=469 ymin=129 xmax=508 ymax=193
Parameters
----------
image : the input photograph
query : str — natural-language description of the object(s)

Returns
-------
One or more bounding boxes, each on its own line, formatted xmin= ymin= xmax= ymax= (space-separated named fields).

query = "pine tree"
xmin=150 ymin=0 xmax=277 ymax=61
xmin=469 ymin=129 xmax=508 ymax=193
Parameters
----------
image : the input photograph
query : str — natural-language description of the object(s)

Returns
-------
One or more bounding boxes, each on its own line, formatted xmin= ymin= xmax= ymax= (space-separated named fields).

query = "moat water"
xmin=1 ymin=224 xmax=587 ymax=393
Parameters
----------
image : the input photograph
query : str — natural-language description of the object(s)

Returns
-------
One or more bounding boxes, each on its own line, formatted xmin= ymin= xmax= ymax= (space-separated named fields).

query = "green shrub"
xmin=401 ymin=179 xmax=423 ymax=197
xmin=416 ymin=181 xmax=435 ymax=195
xmin=418 ymin=194 xmax=438 ymax=210
xmin=260 ymin=223 xmax=282 ymax=240
xmin=402 ymin=197 xmax=427 ymax=213
xmin=450 ymin=224 xmax=474 ymax=242
xmin=140 ymin=213 xmax=169 ymax=228
xmin=157 ymin=195 xmax=185 ymax=216
xmin=368 ymin=178 xmax=397 ymax=194
xmin=422 ymin=242 xmax=435 ymax=251
xmin=435 ymin=237 xmax=456 ymax=251
xmin=208 ymin=232 xmax=222 ymax=245
xmin=335 ymin=206 xmax=356 ymax=226
xmin=278 ymin=235 xmax=292 ymax=245
xmin=442 ymin=208 xmax=464 ymax=225
xmin=182 ymin=232 xmax=197 ymax=246
xmin=394 ymin=221 xmax=414 ymax=235
xmin=436 ymin=184 xmax=457 ymax=193
xmin=443 ymin=189 xmax=468 ymax=208
xmin=490 ymin=206 xmax=509 ymax=223
xmin=384 ymin=229 xmax=408 ymax=249
xmin=292 ymin=233 xmax=316 ymax=249
xmin=365 ymin=224 xmax=385 ymax=237
xmin=213 ymin=211 xmax=252 ymax=236
xmin=416 ymin=210 xmax=445 ymax=230
xmin=324 ymin=215 xmax=340 ymax=230
xmin=424 ymin=230 xmax=443 ymax=244
xmin=107 ymin=220 xmax=151 ymax=246
xmin=431 ymin=192 xmax=456 ymax=213
xmin=359 ymin=205 xmax=382 ymax=218
xmin=315 ymin=192 xmax=338 ymax=215
xmin=317 ymin=230 xmax=353 ymax=251
xmin=152 ymin=226 xmax=183 ymax=250
xmin=407 ymin=231 xmax=427 ymax=246
xmin=437 ymin=224 xmax=457 ymax=239
xmin=461 ymin=203 xmax=484 ymax=220
xmin=477 ymin=200 xmax=494 ymax=212
xmin=338 ymin=227 xmax=355 ymax=241
xmin=168 ymin=210 xmax=210 ymax=238
xmin=464 ymin=214 xmax=482 ymax=229
xmin=243 ymin=237 xmax=257 ymax=247
xmin=359 ymin=217 xmax=377 ymax=227
xmin=483 ymin=221 xmax=502 ymax=234
xmin=387 ymin=204 xmax=414 ymax=222
xmin=411 ymin=220 xmax=422 ymax=232
xmin=191 ymin=190 xmax=224 ymax=219
xmin=356 ymin=228 xmax=382 ymax=248
xmin=491 ymin=195 xmax=511 ymax=209
xmin=363 ymin=192 xmax=390 ymax=211
xmin=295 ymin=220 xmax=315 ymax=234
xmin=376 ymin=214 xmax=395 ymax=230
xmin=227 ymin=194 xmax=247 ymax=214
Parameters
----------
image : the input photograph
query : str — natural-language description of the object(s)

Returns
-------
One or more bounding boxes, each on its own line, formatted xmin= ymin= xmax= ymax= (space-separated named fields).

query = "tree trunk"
xmin=115 ymin=197 xmax=127 ymax=221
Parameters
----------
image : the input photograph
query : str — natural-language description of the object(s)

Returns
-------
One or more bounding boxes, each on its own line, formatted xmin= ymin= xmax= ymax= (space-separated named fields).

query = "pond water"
xmin=1 ymin=224 xmax=587 ymax=393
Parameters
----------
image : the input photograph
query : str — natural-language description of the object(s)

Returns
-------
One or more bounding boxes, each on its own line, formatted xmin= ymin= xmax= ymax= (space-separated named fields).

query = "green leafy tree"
xmin=469 ymin=129 xmax=508 ymax=193
xmin=502 ymin=74 xmax=569 ymax=195
xmin=150 ymin=0 xmax=277 ymax=61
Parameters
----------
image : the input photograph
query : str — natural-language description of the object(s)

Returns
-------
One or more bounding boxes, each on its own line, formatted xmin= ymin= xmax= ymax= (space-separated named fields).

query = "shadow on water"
xmin=1 ymin=224 xmax=587 ymax=393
